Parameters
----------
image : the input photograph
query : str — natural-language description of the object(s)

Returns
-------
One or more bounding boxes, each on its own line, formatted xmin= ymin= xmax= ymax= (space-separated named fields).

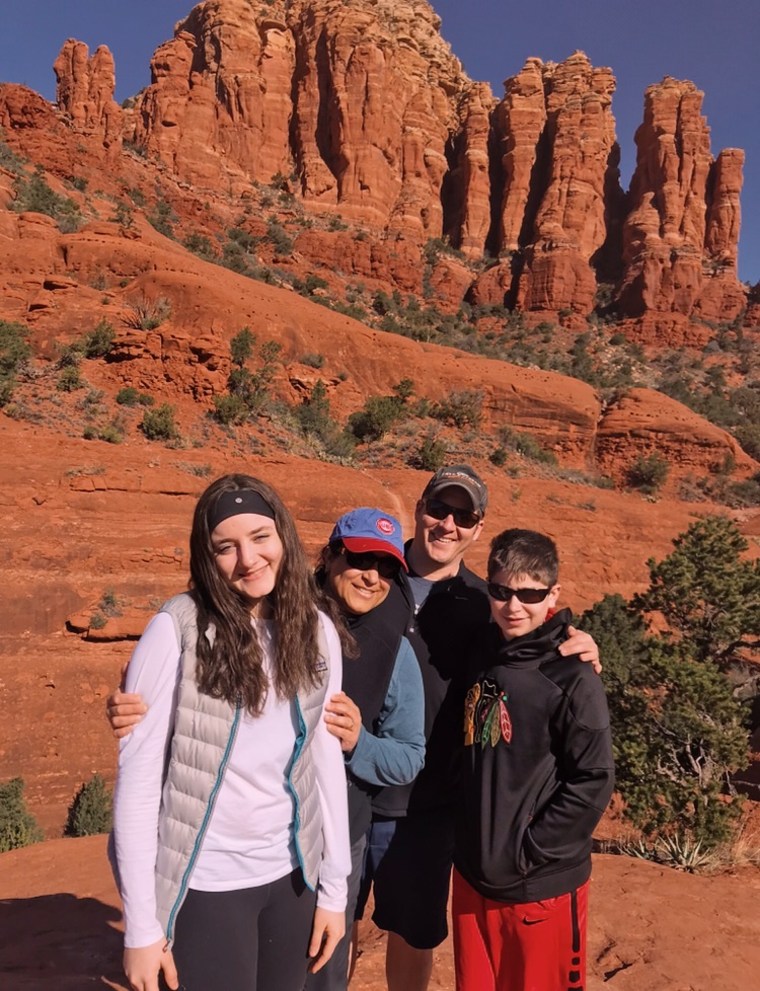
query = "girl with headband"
xmin=111 ymin=473 xmax=350 ymax=991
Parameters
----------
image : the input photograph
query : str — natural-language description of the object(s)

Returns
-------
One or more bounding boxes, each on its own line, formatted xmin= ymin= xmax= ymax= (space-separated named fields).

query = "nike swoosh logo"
xmin=522 ymin=918 xmax=545 ymax=925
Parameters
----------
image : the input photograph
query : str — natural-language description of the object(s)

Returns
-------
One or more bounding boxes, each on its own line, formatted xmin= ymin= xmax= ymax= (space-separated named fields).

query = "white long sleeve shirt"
xmin=113 ymin=610 xmax=350 ymax=948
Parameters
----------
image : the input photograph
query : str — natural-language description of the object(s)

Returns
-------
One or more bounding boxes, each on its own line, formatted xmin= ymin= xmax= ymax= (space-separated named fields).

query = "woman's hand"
xmin=308 ymin=907 xmax=345 ymax=974
xmin=106 ymin=687 xmax=147 ymax=739
xmin=323 ymin=691 xmax=362 ymax=752
xmin=559 ymin=625 xmax=602 ymax=673
xmin=123 ymin=938 xmax=178 ymax=991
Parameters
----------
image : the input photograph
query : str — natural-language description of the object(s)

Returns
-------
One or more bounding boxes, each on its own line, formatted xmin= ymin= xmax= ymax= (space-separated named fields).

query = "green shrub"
xmin=83 ymin=421 xmax=124 ymax=444
xmin=498 ymin=426 xmax=557 ymax=465
xmin=230 ymin=327 xmax=255 ymax=368
xmin=348 ymin=395 xmax=405 ymax=442
xmin=300 ymin=353 xmax=325 ymax=369
xmin=413 ymin=432 xmax=447 ymax=471
xmin=112 ymin=201 xmax=134 ymax=228
xmin=266 ymin=218 xmax=293 ymax=256
xmin=83 ymin=319 xmax=115 ymax=358
xmin=626 ymin=452 xmax=669 ymax=495
xmin=0 ymin=777 xmax=44 ymax=852
xmin=64 ymin=774 xmax=112 ymax=837
xmin=128 ymin=295 xmax=172 ymax=330
xmin=580 ymin=594 xmax=747 ymax=848
xmin=294 ymin=379 xmax=330 ymax=436
xmin=212 ymin=393 xmax=249 ymax=425
xmin=183 ymin=232 xmax=216 ymax=259
xmin=0 ymin=133 xmax=25 ymax=174
xmin=56 ymin=342 xmax=83 ymax=369
xmin=12 ymin=167 xmax=82 ymax=232
xmin=294 ymin=381 xmax=355 ymax=459
xmin=116 ymin=387 xmax=153 ymax=407
xmin=141 ymin=403 xmax=178 ymax=441
xmin=294 ymin=273 xmax=329 ymax=297
xmin=0 ymin=320 xmax=31 ymax=406
xmin=57 ymin=365 xmax=84 ymax=392
xmin=489 ymin=447 xmax=508 ymax=467
xmin=431 ymin=390 xmax=483 ymax=429
xmin=148 ymin=197 xmax=176 ymax=237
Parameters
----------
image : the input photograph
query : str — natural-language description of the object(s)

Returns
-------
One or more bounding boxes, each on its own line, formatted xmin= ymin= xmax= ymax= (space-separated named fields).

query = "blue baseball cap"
xmin=329 ymin=507 xmax=408 ymax=571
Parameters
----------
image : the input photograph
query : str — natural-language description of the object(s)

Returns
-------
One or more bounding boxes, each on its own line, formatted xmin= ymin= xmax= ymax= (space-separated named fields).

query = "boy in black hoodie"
xmin=452 ymin=529 xmax=614 ymax=991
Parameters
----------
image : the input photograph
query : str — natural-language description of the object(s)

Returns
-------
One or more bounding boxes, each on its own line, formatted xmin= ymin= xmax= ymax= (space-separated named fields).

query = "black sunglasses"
xmin=342 ymin=548 xmax=401 ymax=579
xmin=487 ymin=583 xmax=552 ymax=604
xmin=424 ymin=498 xmax=482 ymax=530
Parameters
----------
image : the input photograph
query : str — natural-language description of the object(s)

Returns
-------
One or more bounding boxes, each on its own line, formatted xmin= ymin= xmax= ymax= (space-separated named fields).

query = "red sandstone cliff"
xmin=618 ymin=77 xmax=745 ymax=324
xmin=0 ymin=0 xmax=747 ymax=326
xmin=53 ymin=40 xmax=123 ymax=156
xmin=108 ymin=0 xmax=745 ymax=322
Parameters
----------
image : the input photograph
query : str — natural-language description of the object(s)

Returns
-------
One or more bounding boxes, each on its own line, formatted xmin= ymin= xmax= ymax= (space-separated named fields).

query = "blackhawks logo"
xmin=464 ymin=677 xmax=512 ymax=748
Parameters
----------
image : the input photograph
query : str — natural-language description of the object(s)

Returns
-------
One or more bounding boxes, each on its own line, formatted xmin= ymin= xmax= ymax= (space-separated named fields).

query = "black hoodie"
xmin=454 ymin=609 xmax=615 ymax=903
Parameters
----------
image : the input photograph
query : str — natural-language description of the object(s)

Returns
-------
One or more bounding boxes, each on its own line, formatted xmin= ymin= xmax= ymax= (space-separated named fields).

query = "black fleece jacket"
xmin=371 ymin=549 xmax=490 ymax=817
xmin=454 ymin=609 xmax=615 ymax=903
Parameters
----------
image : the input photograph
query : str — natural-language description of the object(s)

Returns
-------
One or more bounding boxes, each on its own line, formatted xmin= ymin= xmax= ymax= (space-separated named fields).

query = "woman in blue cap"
xmin=310 ymin=507 xmax=426 ymax=991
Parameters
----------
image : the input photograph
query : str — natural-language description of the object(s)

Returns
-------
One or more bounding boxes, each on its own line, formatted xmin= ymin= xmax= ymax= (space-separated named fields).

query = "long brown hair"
xmin=314 ymin=542 xmax=359 ymax=659
xmin=189 ymin=473 xmax=321 ymax=713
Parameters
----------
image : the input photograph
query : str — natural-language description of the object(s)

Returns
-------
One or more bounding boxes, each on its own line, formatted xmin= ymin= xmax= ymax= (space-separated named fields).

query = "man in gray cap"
xmin=355 ymin=464 xmax=599 ymax=991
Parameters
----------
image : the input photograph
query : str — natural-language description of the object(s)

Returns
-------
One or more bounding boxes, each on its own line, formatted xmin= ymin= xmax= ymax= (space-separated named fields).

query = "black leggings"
xmin=172 ymin=870 xmax=317 ymax=991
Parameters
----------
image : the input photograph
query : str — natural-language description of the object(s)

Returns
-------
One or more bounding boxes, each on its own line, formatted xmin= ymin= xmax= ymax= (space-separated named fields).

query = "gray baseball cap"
xmin=421 ymin=464 xmax=488 ymax=514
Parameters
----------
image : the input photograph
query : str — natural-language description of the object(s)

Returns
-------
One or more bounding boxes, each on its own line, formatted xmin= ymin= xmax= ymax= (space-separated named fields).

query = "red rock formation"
xmin=617 ymin=77 xmax=745 ymax=322
xmin=489 ymin=53 xmax=621 ymax=314
xmin=595 ymin=386 xmax=754 ymax=487
xmin=53 ymin=40 xmax=123 ymax=154
xmin=1 ymin=1 xmax=750 ymax=324
xmin=493 ymin=58 xmax=547 ymax=254
xmin=131 ymin=0 xmax=473 ymax=235
xmin=133 ymin=1 xmax=295 ymax=186
xmin=471 ymin=53 xmax=624 ymax=313
xmin=445 ymin=82 xmax=493 ymax=258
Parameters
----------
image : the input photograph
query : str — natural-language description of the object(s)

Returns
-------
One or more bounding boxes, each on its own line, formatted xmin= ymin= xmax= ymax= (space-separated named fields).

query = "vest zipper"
xmin=286 ymin=695 xmax=315 ymax=892
xmin=164 ymin=702 xmax=243 ymax=945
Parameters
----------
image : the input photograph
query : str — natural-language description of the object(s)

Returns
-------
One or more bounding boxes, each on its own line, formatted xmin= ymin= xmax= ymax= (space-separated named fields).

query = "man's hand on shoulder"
xmin=559 ymin=625 xmax=601 ymax=674
xmin=106 ymin=687 xmax=147 ymax=739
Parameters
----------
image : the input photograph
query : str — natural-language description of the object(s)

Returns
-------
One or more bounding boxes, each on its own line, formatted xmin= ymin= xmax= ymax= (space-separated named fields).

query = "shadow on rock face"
xmin=0 ymin=892 xmax=125 ymax=990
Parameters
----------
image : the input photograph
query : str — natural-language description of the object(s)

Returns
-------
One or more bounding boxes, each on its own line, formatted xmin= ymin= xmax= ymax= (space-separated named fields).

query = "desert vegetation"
xmin=582 ymin=516 xmax=759 ymax=851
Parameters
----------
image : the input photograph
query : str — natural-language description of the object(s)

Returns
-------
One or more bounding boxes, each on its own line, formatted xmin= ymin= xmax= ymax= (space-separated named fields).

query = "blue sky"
xmin=1 ymin=0 xmax=757 ymax=281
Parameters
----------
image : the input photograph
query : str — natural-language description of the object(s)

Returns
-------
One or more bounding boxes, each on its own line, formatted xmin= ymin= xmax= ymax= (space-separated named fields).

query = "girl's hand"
xmin=123 ymin=938 xmax=178 ymax=991
xmin=323 ymin=691 xmax=362 ymax=752
xmin=308 ymin=907 xmax=345 ymax=973
xmin=559 ymin=625 xmax=602 ymax=673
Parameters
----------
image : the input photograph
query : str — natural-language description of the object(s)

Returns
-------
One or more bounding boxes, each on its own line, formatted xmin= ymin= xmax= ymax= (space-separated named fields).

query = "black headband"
xmin=208 ymin=490 xmax=276 ymax=532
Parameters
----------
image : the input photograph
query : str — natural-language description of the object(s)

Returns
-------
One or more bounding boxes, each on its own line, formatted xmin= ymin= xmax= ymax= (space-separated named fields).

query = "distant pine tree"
xmin=64 ymin=774 xmax=113 ymax=837
xmin=0 ymin=777 xmax=44 ymax=852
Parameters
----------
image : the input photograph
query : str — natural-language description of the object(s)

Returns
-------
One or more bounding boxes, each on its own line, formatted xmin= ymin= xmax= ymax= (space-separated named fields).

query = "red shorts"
xmin=452 ymin=869 xmax=589 ymax=991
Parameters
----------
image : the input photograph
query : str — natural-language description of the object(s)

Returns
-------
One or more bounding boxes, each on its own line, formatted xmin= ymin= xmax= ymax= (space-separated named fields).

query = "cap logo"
xmin=376 ymin=517 xmax=395 ymax=535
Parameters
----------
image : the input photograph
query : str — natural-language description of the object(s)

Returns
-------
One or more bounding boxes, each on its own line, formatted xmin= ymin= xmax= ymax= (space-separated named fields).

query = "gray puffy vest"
xmin=154 ymin=593 xmax=330 ymax=942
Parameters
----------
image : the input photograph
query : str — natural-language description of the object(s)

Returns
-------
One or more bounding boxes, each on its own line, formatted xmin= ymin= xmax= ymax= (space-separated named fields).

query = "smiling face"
xmin=411 ymin=485 xmax=484 ymax=580
xmin=210 ymin=512 xmax=284 ymax=608
xmin=488 ymin=569 xmax=560 ymax=641
xmin=324 ymin=546 xmax=393 ymax=616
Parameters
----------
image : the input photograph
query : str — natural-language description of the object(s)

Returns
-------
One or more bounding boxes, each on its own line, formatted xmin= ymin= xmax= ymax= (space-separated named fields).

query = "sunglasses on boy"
xmin=487 ymin=583 xmax=552 ymax=604
xmin=342 ymin=547 xmax=402 ymax=579
xmin=424 ymin=498 xmax=482 ymax=530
